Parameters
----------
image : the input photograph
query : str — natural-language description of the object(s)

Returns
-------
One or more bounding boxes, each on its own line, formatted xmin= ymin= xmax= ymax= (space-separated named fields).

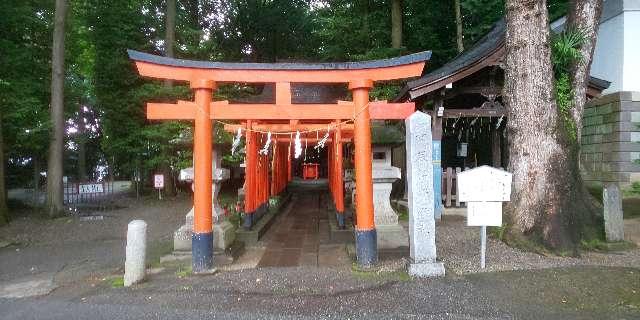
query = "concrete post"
xmin=124 ymin=220 xmax=147 ymax=286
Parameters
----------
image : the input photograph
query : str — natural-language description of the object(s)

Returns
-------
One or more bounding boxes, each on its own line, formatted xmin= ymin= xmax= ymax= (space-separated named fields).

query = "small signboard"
xmin=154 ymin=174 xmax=164 ymax=189
xmin=466 ymin=202 xmax=502 ymax=227
xmin=457 ymin=165 xmax=513 ymax=269
xmin=457 ymin=166 xmax=512 ymax=202
xmin=457 ymin=143 xmax=468 ymax=157
xmin=79 ymin=183 xmax=104 ymax=194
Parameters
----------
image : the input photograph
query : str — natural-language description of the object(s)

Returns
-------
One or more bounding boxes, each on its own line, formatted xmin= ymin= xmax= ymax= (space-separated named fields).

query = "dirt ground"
xmin=0 ymin=195 xmax=189 ymax=285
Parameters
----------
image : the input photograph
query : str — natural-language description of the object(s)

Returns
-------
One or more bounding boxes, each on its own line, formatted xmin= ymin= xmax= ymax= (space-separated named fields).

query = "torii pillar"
xmin=350 ymin=80 xmax=377 ymax=267
xmin=191 ymin=79 xmax=215 ymax=273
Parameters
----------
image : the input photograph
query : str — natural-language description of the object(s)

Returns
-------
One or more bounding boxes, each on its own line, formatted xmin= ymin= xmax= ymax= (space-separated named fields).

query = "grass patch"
xmin=489 ymin=225 xmax=507 ymax=241
xmin=102 ymin=276 xmax=125 ymax=288
xmin=581 ymin=239 xmax=637 ymax=252
xmin=175 ymin=265 xmax=192 ymax=278
xmin=110 ymin=276 xmax=125 ymax=288
xmin=146 ymin=239 xmax=174 ymax=268
xmin=391 ymin=201 xmax=408 ymax=222
xmin=351 ymin=263 xmax=411 ymax=282
xmin=397 ymin=209 xmax=408 ymax=222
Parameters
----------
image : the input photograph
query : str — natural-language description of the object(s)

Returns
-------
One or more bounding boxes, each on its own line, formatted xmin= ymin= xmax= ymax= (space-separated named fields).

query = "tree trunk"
xmin=164 ymin=0 xmax=176 ymax=87
xmin=391 ymin=0 xmax=403 ymax=49
xmin=46 ymin=0 xmax=67 ymax=218
xmin=503 ymin=0 xmax=600 ymax=253
xmin=162 ymin=0 xmax=177 ymax=197
xmin=455 ymin=0 xmax=464 ymax=53
xmin=161 ymin=164 xmax=176 ymax=196
xmin=33 ymin=157 xmax=41 ymax=205
xmin=77 ymin=137 xmax=87 ymax=181
xmin=567 ymin=0 xmax=603 ymax=143
xmin=77 ymin=102 xmax=87 ymax=181
xmin=0 ymin=112 xmax=9 ymax=226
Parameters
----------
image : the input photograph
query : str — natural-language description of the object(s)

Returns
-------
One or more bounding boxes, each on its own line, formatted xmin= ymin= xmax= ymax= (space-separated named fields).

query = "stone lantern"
xmin=173 ymin=149 xmax=235 ymax=254
xmin=371 ymin=125 xmax=408 ymax=249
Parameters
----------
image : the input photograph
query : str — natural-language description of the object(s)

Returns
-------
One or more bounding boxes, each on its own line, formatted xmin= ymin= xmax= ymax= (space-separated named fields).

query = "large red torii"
xmin=128 ymin=49 xmax=430 ymax=272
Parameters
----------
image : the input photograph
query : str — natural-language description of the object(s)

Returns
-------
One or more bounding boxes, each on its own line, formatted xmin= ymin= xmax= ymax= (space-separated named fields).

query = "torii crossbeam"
xmin=128 ymin=49 xmax=430 ymax=272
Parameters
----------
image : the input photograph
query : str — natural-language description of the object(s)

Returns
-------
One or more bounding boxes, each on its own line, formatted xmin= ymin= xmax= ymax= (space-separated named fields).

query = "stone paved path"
xmin=257 ymin=193 xmax=349 ymax=268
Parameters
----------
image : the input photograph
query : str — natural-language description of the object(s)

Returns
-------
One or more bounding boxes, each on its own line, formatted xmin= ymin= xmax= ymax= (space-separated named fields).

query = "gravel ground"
xmin=435 ymin=215 xmax=640 ymax=274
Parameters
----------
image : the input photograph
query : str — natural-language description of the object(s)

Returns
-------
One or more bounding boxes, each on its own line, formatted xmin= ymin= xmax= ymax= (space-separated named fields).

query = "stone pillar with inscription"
xmin=405 ymin=111 xmax=445 ymax=277
xmin=603 ymin=184 xmax=624 ymax=242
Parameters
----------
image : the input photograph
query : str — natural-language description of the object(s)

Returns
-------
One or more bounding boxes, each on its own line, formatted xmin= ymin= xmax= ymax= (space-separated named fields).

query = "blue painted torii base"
xmin=355 ymin=229 xmax=377 ymax=267
xmin=192 ymin=232 xmax=213 ymax=272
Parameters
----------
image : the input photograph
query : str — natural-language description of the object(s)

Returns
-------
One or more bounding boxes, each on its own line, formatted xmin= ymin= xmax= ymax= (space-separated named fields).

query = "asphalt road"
xmin=1 ymin=265 xmax=639 ymax=320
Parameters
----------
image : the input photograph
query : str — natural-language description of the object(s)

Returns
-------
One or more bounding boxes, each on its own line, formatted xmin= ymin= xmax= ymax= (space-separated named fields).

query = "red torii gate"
xmin=128 ymin=50 xmax=429 ymax=271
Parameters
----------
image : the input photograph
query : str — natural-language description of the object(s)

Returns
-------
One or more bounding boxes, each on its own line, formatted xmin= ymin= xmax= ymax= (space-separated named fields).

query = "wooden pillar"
xmin=243 ymin=123 xmax=256 ymax=229
xmin=190 ymin=79 xmax=215 ymax=273
xmin=492 ymin=128 xmax=502 ymax=168
xmin=287 ymin=137 xmax=292 ymax=182
xmin=335 ymin=121 xmax=345 ymax=228
xmin=330 ymin=133 xmax=336 ymax=199
xmin=271 ymin=142 xmax=277 ymax=197
xmin=350 ymin=79 xmax=376 ymax=267
xmin=432 ymin=91 xmax=444 ymax=219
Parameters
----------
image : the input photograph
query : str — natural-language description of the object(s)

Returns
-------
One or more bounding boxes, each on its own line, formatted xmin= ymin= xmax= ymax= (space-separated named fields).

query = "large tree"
xmin=503 ymin=0 xmax=602 ymax=252
xmin=46 ymin=0 xmax=68 ymax=217
xmin=566 ymin=0 xmax=603 ymax=141
xmin=0 ymin=112 xmax=8 ymax=226
xmin=391 ymin=0 xmax=403 ymax=49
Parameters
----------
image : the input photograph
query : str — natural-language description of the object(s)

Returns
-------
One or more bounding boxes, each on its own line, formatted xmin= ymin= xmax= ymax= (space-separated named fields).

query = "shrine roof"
xmin=394 ymin=19 xmax=506 ymax=102
xmin=394 ymin=19 xmax=611 ymax=102
xmin=128 ymin=50 xmax=431 ymax=71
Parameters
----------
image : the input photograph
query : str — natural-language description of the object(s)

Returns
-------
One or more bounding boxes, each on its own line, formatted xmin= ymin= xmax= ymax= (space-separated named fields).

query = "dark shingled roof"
xmin=128 ymin=49 xmax=431 ymax=71
xmin=394 ymin=18 xmax=611 ymax=102
xmin=396 ymin=19 xmax=506 ymax=100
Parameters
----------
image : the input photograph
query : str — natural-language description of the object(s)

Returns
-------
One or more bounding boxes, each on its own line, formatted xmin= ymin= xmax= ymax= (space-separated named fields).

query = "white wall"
xmin=622 ymin=10 xmax=640 ymax=92
xmin=591 ymin=0 xmax=640 ymax=94
xmin=591 ymin=13 xmax=624 ymax=93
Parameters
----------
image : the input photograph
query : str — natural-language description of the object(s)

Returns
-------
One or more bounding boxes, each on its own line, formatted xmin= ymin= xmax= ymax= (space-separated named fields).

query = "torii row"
xmin=128 ymin=49 xmax=430 ymax=272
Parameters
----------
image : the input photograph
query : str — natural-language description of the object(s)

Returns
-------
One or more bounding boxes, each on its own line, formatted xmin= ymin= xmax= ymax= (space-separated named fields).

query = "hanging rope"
xmin=294 ymin=131 xmax=302 ymax=159
xmin=314 ymin=125 xmax=329 ymax=151
xmin=304 ymin=137 xmax=308 ymax=162
xmin=258 ymin=131 xmax=272 ymax=155
xmin=231 ymin=127 xmax=242 ymax=155
xmin=211 ymin=102 xmax=371 ymax=136
xmin=496 ymin=115 xmax=504 ymax=129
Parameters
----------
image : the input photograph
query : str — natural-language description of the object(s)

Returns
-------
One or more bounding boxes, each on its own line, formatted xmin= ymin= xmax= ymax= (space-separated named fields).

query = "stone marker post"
xmin=603 ymin=184 xmax=624 ymax=242
xmin=405 ymin=111 xmax=445 ymax=277
xmin=124 ymin=220 xmax=147 ymax=286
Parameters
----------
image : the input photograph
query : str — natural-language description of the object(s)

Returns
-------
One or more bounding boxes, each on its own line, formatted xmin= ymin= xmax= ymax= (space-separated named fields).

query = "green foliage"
xmin=0 ymin=0 xmax=53 ymax=167
xmin=628 ymin=182 xmax=640 ymax=196
xmin=109 ymin=276 xmax=125 ymax=288
xmin=551 ymin=30 xmax=586 ymax=141
xmin=1 ymin=0 xmax=576 ymax=192
xmin=209 ymin=0 xmax=319 ymax=62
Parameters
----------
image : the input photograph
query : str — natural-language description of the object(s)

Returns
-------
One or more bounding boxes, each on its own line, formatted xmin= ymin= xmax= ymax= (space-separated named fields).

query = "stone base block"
xmin=327 ymin=208 xmax=353 ymax=243
xmin=376 ymin=224 xmax=409 ymax=249
xmin=173 ymin=225 xmax=192 ymax=252
xmin=407 ymin=260 xmax=445 ymax=278
xmin=213 ymin=220 xmax=236 ymax=251
xmin=160 ymin=241 xmax=244 ymax=267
